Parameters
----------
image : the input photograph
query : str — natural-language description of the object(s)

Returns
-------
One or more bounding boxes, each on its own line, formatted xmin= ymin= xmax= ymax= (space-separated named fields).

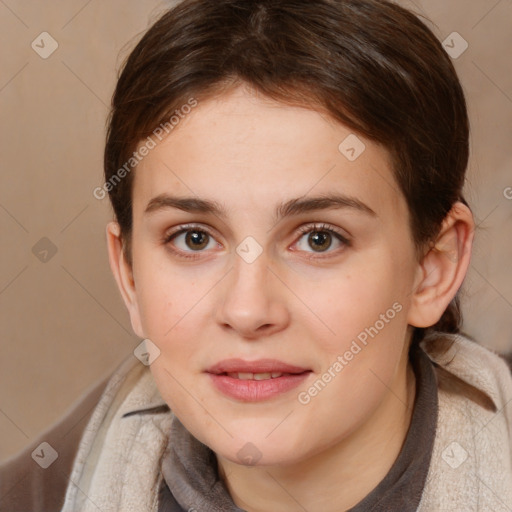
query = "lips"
xmin=205 ymin=358 xmax=312 ymax=401
xmin=206 ymin=358 xmax=310 ymax=375
xmin=225 ymin=371 xmax=288 ymax=380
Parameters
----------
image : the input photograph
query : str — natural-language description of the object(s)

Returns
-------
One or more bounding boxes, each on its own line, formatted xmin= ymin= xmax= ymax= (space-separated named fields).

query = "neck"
xmin=216 ymin=353 xmax=416 ymax=512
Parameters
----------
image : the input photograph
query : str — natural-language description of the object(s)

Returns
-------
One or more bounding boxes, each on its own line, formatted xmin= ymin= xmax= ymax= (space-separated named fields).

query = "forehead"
xmin=132 ymin=87 xmax=407 ymax=224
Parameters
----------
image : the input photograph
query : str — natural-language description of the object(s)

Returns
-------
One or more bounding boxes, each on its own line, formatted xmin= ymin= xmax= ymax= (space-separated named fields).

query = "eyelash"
xmin=163 ymin=222 xmax=351 ymax=261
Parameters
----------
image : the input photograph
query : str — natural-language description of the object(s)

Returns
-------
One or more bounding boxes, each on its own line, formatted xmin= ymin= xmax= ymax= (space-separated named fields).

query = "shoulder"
xmin=421 ymin=332 xmax=512 ymax=414
xmin=61 ymin=355 xmax=172 ymax=512
xmin=418 ymin=332 xmax=512 ymax=510
xmin=65 ymin=352 xmax=167 ymax=476
xmin=0 ymin=369 xmax=110 ymax=512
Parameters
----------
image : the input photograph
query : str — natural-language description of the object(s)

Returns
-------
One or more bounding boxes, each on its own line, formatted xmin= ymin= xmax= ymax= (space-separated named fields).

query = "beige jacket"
xmin=61 ymin=333 xmax=512 ymax=511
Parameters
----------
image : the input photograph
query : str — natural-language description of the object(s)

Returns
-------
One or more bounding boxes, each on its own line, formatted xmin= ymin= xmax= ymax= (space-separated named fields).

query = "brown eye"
xmin=183 ymin=230 xmax=210 ymax=250
xmin=294 ymin=223 xmax=350 ymax=256
xmin=164 ymin=225 xmax=218 ymax=259
xmin=307 ymin=231 xmax=333 ymax=252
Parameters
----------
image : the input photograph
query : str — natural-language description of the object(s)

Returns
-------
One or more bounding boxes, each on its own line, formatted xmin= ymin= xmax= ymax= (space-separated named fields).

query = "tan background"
xmin=0 ymin=0 xmax=511 ymax=462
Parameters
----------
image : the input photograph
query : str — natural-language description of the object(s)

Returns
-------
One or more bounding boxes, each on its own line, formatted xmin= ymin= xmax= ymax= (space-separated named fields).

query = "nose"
xmin=214 ymin=250 xmax=289 ymax=339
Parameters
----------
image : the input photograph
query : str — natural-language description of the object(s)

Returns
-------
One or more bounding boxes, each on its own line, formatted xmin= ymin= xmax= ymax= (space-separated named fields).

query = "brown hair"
xmin=104 ymin=0 xmax=470 ymax=344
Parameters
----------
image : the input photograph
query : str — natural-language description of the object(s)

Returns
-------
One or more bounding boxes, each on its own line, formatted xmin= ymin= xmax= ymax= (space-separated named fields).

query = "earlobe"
xmin=407 ymin=202 xmax=474 ymax=328
xmin=105 ymin=221 xmax=145 ymax=338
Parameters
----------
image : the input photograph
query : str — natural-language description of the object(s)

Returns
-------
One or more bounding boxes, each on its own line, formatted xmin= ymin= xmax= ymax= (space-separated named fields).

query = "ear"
xmin=106 ymin=221 xmax=145 ymax=338
xmin=407 ymin=202 xmax=474 ymax=328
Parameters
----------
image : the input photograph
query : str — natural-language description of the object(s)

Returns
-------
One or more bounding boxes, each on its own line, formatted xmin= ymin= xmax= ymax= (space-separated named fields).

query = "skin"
xmin=107 ymin=84 xmax=474 ymax=511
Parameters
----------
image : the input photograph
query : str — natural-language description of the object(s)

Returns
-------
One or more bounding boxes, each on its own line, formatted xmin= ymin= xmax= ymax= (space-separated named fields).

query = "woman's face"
xmin=122 ymin=85 xmax=421 ymax=466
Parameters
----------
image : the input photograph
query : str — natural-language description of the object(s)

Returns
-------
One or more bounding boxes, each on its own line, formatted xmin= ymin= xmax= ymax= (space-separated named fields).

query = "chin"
xmin=212 ymin=433 xmax=308 ymax=468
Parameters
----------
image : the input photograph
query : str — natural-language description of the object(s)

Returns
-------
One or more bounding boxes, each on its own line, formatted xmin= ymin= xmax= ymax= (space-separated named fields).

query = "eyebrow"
xmin=144 ymin=192 xmax=377 ymax=222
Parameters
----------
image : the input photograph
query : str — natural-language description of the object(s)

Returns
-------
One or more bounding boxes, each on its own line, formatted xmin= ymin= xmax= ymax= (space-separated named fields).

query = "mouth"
xmin=206 ymin=357 xmax=310 ymax=375
xmin=215 ymin=371 xmax=308 ymax=380
xmin=205 ymin=358 xmax=312 ymax=401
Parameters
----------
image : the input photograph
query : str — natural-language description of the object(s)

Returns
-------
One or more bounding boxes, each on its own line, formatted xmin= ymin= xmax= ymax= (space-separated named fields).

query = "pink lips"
xmin=206 ymin=358 xmax=309 ymax=375
xmin=205 ymin=358 xmax=311 ymax=402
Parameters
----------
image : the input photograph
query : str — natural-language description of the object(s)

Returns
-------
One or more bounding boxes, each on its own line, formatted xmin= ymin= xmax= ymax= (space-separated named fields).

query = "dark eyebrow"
xmin=144 ymin=193 xmax=377 ymax=222
xmin=274 ymin=194 xmax=376 ymax=221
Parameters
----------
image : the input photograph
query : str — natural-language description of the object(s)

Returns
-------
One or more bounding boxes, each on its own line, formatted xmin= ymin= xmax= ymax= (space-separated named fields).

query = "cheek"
xmin=134 ymin=255 xmax=204 ymax=338
xmin=148 ymin=362 xmax=214 ymax=439
xmin=296 ymin=309 xmax=407 ymax=448
xmin=293 ymin=263 xmax=405 ymax=353
xmin=295 ymin=258 xmax=409 ymax=406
